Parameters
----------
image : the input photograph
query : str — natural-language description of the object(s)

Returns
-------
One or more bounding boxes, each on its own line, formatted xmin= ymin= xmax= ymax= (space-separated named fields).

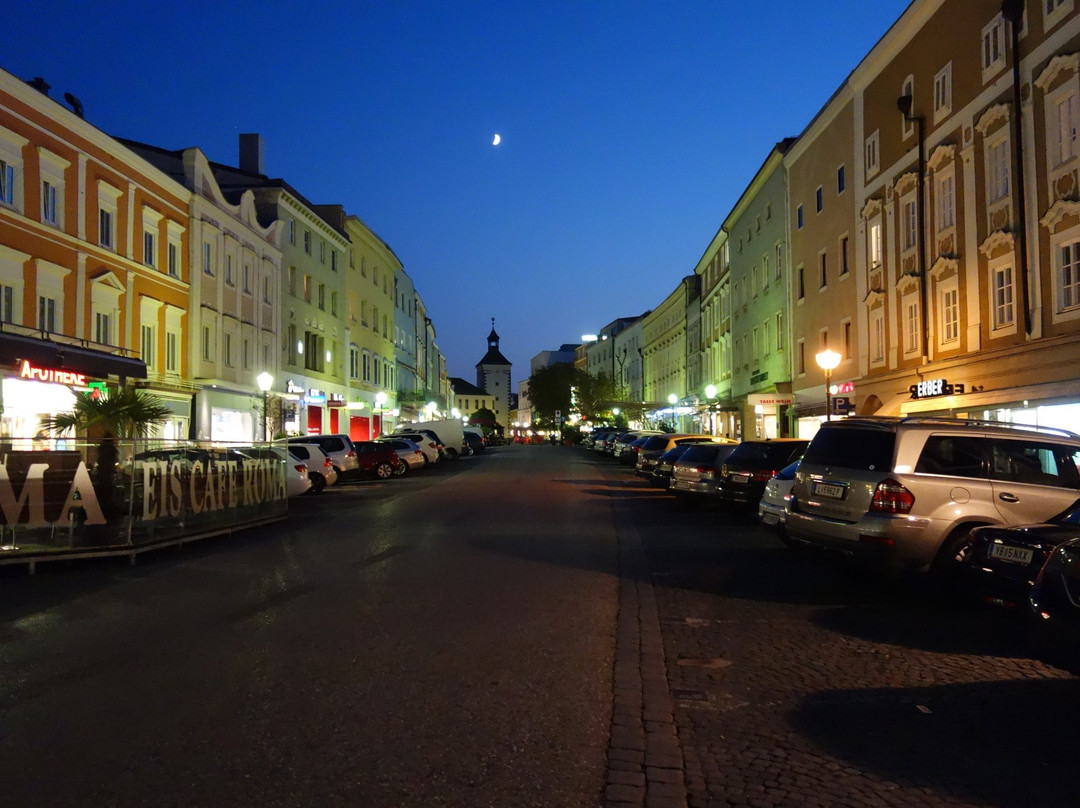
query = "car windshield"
xmin=680 ymin=445 xmax=722 ymax=463
xmin=775 ymin=461 xmax=800 ymax=481
xmin=642 ymin=436 xmax=670 ymax=450
xmin=802 ymin=427 xmax=895 ymax=470
xmin=660 ymin=445 xmax=695 ymax=462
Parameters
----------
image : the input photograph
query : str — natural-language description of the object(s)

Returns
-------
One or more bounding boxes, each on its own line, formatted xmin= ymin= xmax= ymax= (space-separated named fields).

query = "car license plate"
xmin=988 ymin=543 xmax=1034 ymax=565
xmin=732 ymin=473 xmax=749 ymax=484
xmin=761 ymin=512 xmax=779 ymax=525
xmin=673 ymin=480 xmax=690 ymax=490
xmin=812 ymin=482 xmax=845 ymax=499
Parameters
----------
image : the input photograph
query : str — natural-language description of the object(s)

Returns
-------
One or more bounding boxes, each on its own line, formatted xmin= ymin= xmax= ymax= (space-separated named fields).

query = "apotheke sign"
xmin=18 ymin=360 xmax=87 ymax=386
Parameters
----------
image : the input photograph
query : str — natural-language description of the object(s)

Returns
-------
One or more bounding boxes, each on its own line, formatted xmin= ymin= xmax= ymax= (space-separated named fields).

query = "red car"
xmin=353 ymin=441 xmax=404 ymax=479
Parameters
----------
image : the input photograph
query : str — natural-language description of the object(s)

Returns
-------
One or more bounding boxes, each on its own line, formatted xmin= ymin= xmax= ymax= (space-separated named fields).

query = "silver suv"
xmin=786 ymin=417 xmax=1080 ymax=574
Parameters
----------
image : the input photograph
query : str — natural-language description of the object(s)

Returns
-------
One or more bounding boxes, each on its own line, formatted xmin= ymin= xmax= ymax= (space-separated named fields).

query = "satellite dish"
xmin=64 ymin=92 xmax=84 ymax=119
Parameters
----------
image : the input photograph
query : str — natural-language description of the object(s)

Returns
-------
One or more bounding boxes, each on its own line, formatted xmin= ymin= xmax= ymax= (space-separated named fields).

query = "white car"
xmin=286 ymin=457 xmax=314 ymax=497
xmin=287 ymin=444 xmax=340 ymax=492
xmin=377 ymin=438 xmax=426 ymax=475
xmin=758 ymin=461 xmax=799 ymax=541
xmin=390 ymin=431 xmax=442 ymax=465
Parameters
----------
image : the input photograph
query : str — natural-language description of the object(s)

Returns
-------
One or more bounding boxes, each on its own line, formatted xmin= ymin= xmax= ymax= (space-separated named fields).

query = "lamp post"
xmin=815 ymin=350 xmax=841 ymax=422
xmin=374 ymin=391 xmax=387 ymax=436
xmin=705 ymin=384 xmax=717 ymax=435
xmin=256 ymin=371 xmax=274 ymax=441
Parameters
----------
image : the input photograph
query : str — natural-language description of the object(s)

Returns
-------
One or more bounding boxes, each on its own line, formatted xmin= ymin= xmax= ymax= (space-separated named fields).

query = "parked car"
xmin=288 ymin=434 xmax=359 ymax=476
xmin=669 ymin=443 xmax=741 ymax=503
xmin=758 ymin=461 xmax=800 ymax=539
xmin=959 ymin=503 xmax=1080 ymax=608
xmin=285 ymin=457 xmax=313 ymax=497
xmin=390 ymin=431 xmax=442 ymax=465
xmin=463 ymin=431 xmax=486 ymax=455
xmin=286 ymin=444 xmax=339 ymax=492
xmin=595 ymin=430 xmax=626 ymax=455
xmin=377 ymin=438 xmax=426 ymax=475
xmin=650 ymin=443 xmax=703 ymax=488
xmin=353 ymin=440 xmax=404 ymax=478
xmin=786 ymin=417 xmax=1080 ymax=574
xmin=610 ymin=430 xmax=663 ymax=460
xmin=634 ymin=434 xmax=730 ymax=477
xmin=716 ymin=438 xmax=809 ymax=510
xmin=618 ymin=435 xmax=654 ymax=466
xmin=1028 ymin=536 xmax=1080 ymax=674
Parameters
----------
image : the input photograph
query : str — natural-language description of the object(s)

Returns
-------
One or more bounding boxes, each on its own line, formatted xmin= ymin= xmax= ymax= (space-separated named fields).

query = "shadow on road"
xmin=788 ymin=677 xmax=1080 ymax=808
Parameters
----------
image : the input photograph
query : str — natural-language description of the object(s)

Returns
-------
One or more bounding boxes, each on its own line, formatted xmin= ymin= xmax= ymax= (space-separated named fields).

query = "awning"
xmin=0 ymin=331 xmax=147 ymax=379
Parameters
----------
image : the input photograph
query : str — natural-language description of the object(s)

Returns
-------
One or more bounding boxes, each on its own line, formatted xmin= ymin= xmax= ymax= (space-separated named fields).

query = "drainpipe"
xmin=1002 ymin=0 xmax=1032 ymax=335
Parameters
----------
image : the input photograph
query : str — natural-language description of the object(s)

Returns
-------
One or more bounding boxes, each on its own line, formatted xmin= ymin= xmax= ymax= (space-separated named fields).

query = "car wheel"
xmin=929 ymin=526 xmax=978 ymax=591
xmin=393 ymin=461 xmax=408 ymax=476
xmin=308 ymin=473 xmax=326 ymax=494
xmin=444 ymin=447 xmax=459 ymax=460
xmin=375 ymin=462 xmax=394 ymax=479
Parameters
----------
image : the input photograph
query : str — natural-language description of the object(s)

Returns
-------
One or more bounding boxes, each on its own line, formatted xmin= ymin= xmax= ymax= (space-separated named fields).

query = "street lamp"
xmin=815 ymin=349 xmax=841 ymax=421
xmin=374 ymin=391 xmax=387 ymax=436
xmin=256 ymin=372 xmax=273 ymax=441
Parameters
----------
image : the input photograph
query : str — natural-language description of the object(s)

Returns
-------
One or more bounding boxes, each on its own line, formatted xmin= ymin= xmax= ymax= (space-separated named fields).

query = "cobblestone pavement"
xmin=595 ymin=455 xmax=1080 ymax=808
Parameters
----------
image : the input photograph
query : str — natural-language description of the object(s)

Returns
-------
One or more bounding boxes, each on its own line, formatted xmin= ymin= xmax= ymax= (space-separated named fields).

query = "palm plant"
xmin=41 ymin=386 xmax=171 ymax=517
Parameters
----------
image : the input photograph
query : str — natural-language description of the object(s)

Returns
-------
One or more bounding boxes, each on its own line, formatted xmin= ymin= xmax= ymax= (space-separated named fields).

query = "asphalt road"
xmin=4 ymin=444 xmax=1079 ymax=808
xmin=0 ymin=447 xmax=618 ymax=808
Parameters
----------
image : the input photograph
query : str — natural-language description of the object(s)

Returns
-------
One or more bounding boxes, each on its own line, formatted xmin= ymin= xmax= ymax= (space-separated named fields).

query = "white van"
xmin=396 ymin=419 xmax=466 ymax=460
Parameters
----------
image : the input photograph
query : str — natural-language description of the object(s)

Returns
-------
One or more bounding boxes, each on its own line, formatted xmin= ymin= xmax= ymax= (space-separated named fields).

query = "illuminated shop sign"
xmin=909 ymin=378 xmax=966 ymax=399
xmin=327 ymin=394 xmax=345 ymax=408
xmin=286 ymin=380 xmax=305 ymax=394
xmin=18 ymin=360 xmax=87 ymax=386
xmin=304 ymin=389 xmax=326 ymax=405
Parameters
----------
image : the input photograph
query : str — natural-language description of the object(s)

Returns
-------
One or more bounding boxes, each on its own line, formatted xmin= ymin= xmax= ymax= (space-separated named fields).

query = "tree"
xmin=527 ymin=365 xmax=623 ymax=427
xmin=41 ymin=386 xmax=171 ymax=517
xmin=467 ymin=407 xmax=498 ymax=435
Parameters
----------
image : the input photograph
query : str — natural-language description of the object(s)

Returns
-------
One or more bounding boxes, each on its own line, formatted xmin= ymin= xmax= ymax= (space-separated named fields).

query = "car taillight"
xmin=347 ymin=449 xmax=356 ymax=458
xmin=869 ymin=478 xmax=915 ymax=514
xmin=295 ymin=463 xmax=307 ymax=473
xmin=702 ymin=469 xmax=717 ymax=480
xmin=324 ymin=459 xmax=334 ymax=469
xmin=750 ymin=469 xmax=776 ymax=482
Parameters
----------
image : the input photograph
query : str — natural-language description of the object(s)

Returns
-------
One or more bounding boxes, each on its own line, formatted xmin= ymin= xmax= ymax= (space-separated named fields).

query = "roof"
xmin=450 ymin=377 xmax=488 ymax=396
xmin=476 ymin=347 xmax=511 ymax=367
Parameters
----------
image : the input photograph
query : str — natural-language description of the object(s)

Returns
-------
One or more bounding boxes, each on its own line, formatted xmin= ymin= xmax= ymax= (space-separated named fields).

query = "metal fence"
xmin=0 ymin=439 xmax=289 ymax=567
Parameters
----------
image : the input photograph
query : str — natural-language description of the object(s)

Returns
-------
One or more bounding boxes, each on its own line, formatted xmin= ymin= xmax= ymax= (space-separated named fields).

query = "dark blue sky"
xmin=7 ymin=0 xmax=912 ymax=382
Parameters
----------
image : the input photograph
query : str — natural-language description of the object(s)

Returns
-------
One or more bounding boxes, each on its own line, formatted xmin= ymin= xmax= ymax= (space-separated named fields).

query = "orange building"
xmin=0 ymin=68 xmax=192 ymax=441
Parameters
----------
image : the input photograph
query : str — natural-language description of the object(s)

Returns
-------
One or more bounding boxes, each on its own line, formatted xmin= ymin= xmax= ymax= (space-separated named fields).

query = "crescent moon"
xmin=492 ymin=134 xmax=501 ymax=146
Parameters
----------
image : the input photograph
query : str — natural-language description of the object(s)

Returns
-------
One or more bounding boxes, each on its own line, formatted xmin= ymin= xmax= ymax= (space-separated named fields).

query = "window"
xmin=775 ymin=243 xmax=783 ymax=280
xmin=141 ymin=324 xmax=155 ymax=369
xmin=982 ymin=15 xmax=1005 ymax=75
xmin=243 ymin=338 xmax=251 ymax=370
xmin=865 ymin=131 xmax=880 ymax=178
xmin=796 ymin=266 xmax=805 ymax=300
xmin=1059 ymin=240 xmax=1080 ymax=311
xmin=286 ymin=323 xmax=297 ymax=366
xmin=318 ymin=241 xmax=325 ymax=263
xmin=168 ymin=243 xmax=179 ymax=277
xmin=143 ymin=230 xmax=156 ymax=267
xmin=762 ymin=254 xmax=770 ymax=288
xmin=1053 ymin=89 xmax=1080 ymax=167
xmin=303 ymin=274 xmax=312 ymax=303
xmin=38 ymin=296 xmax=56 ymax=332
xmin=797 ymin=205 xmax=804 ymax=229
xmin=0 ymin=285 xmax=14 ymax=324
xmin=902 ymin=198 xmax=918 ymax=251
xmin=331 ymin=291 xmax=338 ymax=316
xmin=941 ymin=286 xmax=960 ymax=344
xmin=288 ymin=266 xmax=297 ymax=296
xmin=243 ymin=264 xmax=251 ymax=293
xmin=992 ymin=263 xmax=1016 ymax=329
xmin=904 ymin=296 xmax=920 ymax=355
xmin=331 ymin=251 xmax=338 ymax=272
xmin=987 ymin=138 xmax=1010 ymax=202
xmin=223 ymin=332 xmax=232 ymax=367
xmin=775 ymin=310 xmax=784 ymax=351
xmin=263 ymin=276 xmax=272 ymax=304
xmin=1045 ymin=0 xmax=1073 ymax=29
xmin=286 ymin=219 xmax=295 ymax=245
xmin=796 ymin=340 xmax=806 ymax=375
xmin=937 ymin=172 xmax=955 ymax=231
xmin=840 ymin=236 xmax=850 ymax=277
xmin=934 ymin=64 xmax=953 ymax=121
xmin=203 ymin=242 xmax=213 ymax=275
xmin=99 ymin=209 xmax=114 ymax=249
xmin=0 ymin=159 xmax=14 ymax=206
xmin=815 ymin=186 xmax=823 ymax=213
xmin=225 ymin=254 xmax=234 ymax=286
xmin=842 ymin=320 xmax=852 ymax=359
xmin=869 ymin=220 xmax=883 ymax=268
xmin=202 ymin=325 xmax=212 ymax=361
xmin=166 ymin=332 xmax=178 ymax=373
xmin=41 ymin=181 xmax=58 ymax=224
xmin=349 ymin=344 xmax=360 ymax=379
xmin=95 ymin=312 xmax=110 ymax=345
xmin=900 ymin=76 xmax=915 ymax=139
xmin=837 ymin=165 xmax=846 ymax=194
xmin=318 ymin=283 xmax=325 ymax=311
xmin=819 ymin=252 xmax=828 ymax=289
xmin=870 ymin=308 xmax=885 ymax=364
xmin=303 ymin=230 xmax=311 ymax=254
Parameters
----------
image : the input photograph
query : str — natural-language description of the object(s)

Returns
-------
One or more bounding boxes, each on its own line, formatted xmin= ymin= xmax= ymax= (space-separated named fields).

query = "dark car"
xmin=960 ymin=502 xmax=1080 ymax=608
xmin=670 ymin=443 xmax=741 ymax=503
xmin=715 ymin=438 xmax=810 ymax=510
xmin=463 ymin=432 xmax=486 ymax=454
xmin=353 ymin=441 xmax=404 ymax=479
xmin=634 ymin=435 xmax=729 ymax=477
xmin=618 ymin=435 xmax=654 ymax=466
xmin=650 ymin=443 xmax=702 ymax=488
xmin=1028 ymin=536 xmax=1080 ymax=675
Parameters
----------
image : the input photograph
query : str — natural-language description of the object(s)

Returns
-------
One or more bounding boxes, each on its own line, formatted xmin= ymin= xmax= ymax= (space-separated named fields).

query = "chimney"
xmin=239 ymin=133 xmax=265 ymax=175
xmin=26 ymin=77 xmax=51 ymax=96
